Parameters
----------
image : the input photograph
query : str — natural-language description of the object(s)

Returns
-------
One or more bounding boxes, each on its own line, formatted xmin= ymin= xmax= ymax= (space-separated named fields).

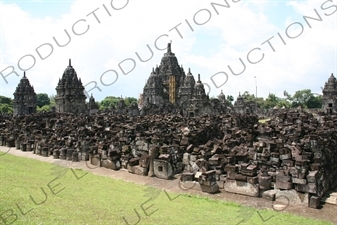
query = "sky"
xmin=0 ymin=0 xmax=336 ymax=101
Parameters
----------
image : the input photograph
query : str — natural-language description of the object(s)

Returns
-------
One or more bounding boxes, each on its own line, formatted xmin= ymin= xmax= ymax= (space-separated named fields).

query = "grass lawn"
xmin=0 ymin=154 xmax=332 ymax=225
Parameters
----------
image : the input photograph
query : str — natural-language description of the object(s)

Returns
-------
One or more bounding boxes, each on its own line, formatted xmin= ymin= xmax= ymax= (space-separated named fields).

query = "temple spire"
xmin=23 ymin=71 xmax=26 ymax=78
xmin=69 ymin=59 xmax=71 ymax=67
xmin=198 ymin=74 xmax=200 ymax=82
xmin=167 ymin=43 xmax=171 ymax=53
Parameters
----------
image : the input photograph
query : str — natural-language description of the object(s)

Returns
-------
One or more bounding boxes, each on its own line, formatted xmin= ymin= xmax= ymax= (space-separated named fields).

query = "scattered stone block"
xmin=224 ymin=179 xmax=259 ymax=197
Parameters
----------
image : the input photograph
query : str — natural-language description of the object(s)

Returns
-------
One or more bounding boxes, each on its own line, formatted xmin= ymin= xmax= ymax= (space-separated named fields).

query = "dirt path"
xmin=1 ymin=146 xmax=336 ymax=224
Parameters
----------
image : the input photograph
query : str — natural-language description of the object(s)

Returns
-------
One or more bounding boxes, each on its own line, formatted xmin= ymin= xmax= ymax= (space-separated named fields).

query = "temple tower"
xmin=322 ymin=73 xmax=337 ymax=113
xmin=13 ymin=72 xmax=37 ymax=115
xmin=55 ymin=59 xmax=87 ymax=113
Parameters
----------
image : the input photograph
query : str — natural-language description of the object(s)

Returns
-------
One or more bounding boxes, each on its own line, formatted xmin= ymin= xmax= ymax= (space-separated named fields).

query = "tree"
xmin=124 ymin=97 xmax=138 ymax=106
xmin=226 ymin=95 xmax=234 ymax=106
xmin=36 ymin=93 xmax=50 ymax=108
xmin=49 ymin=94 xmax=56 ymax=107
xmin=264 ymin=93 xmax=280 ymax=109
xmin=0 ymin=96 xmax=13 ymax=113
xmin=283 ymin=89 xmax=321 ymax=109
xmin=291 ymin=89 xmax=312 ymax=108
xmin=0 ymin=95 xmax=12 ymax=105
xmin=100 ymin=96 xmax=119 ymax=110
xmin=0 ymin=104 xmax=13 ymax=113
xmin=307 ymin=95 xmax=322 ymax=108
xmin=277 ymin=99 xmax=291 ymax=108
xmin=241 ymin=91 xmax=265 ymax=109
xmin=37 ymin=105 xmax=51 ymax=112
xmin=242 ymin=91 xmax=255 ymax=103
xmin=99 ymin=96 xmax=137 ymax=110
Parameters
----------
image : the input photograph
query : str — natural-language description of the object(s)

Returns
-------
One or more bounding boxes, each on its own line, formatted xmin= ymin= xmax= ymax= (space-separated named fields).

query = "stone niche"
xmin=154 ymin=156 xmax=173 ymax=179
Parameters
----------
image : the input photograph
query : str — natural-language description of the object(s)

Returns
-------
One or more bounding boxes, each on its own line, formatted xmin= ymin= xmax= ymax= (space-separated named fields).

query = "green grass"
xmin=0 ymin=154 xmax=332 ymax=225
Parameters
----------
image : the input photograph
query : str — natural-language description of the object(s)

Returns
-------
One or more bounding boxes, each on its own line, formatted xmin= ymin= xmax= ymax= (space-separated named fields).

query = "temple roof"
xmin=328 ymin=73 xmax=336 ymax=84
xmin=58 ymin=59 xmax=80 ymax=86
xmin=159 ymin=43 xmax=182 ymax=76
xmin=218 ymin=90 xmax=225 ymax=99
xmin=323 ymin=73 xmax=337 ymax=93
xmin=237 ymin=92 xmax=243 ymax=100
xmin=14 ymin=72 xmax=36 ymax=95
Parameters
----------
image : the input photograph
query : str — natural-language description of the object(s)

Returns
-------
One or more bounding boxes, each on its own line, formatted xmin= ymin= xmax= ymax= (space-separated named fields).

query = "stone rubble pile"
xmin=1 ymin=110 xmax=336 ymax=208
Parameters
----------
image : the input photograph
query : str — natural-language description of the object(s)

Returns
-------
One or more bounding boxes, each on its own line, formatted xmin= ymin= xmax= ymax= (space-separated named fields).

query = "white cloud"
xmin=0 ymin=0 xmax=336 ymax=102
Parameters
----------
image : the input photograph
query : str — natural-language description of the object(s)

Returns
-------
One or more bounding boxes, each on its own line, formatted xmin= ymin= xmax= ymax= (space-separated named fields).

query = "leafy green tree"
xmin=226 ymin=95 xmax=234 ymax=106
xmin=0 ymin=95 xmax=12 ymax=105
xmin=242 ymin=91 xmax=255 ymax=103
xmin=36 ymin=93 xmax=50 ymax=108
xmin=99 ymin=96 xmax=137 ymax=110
xmin=241 ymin=91 xmax=265 ymax=109
xmin=100 ymin=96 xmax=119 ymax=110
xmin=0 ymin=104 xmax=13 ymax=113
xmin=37 ymin=105 xmax=51 ymax=112
xmin=307 ymin=95 xmax=322 ymax=108
xmin=0 ymin=96 xmax=13 ymax=113
xmin=49 ymin=94 xmax=56 ymax=107
xmin=264 ymin=93 xmax=280 ymax=109
xmin=124 ymin=97 xmax=138 ymax=106
xmin=291 ymin=89 xmax=313 ymax=108
xmin=283 ymin=89 xmax=321 ymax=109
xmin=277 ymin=99 xmax=291 ymax=108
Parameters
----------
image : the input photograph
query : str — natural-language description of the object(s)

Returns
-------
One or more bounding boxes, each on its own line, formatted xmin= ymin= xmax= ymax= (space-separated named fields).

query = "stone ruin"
xmin=13 ymin=72 xmax=37 ymax=116
xmin=322 ymin=73 xmax=337 ymax=114
xmin=55 ymin=59 xmax=87 ymax=114
xmin=1 ymin=109 xmax=337 ymax=209
xmin=140 ymin=43 xmax=228 ymax=117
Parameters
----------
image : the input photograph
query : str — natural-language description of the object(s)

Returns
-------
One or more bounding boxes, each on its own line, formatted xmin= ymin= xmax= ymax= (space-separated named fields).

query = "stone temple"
xmin=322 ymin=73 xmax=337 ymax=113
xmin=141 ymin=43 xmax=227 ymax=116
xmin=13 ymin=72 xmax=37 ymax=116
xmin=55 ymin=59 xmax=87 ymax=113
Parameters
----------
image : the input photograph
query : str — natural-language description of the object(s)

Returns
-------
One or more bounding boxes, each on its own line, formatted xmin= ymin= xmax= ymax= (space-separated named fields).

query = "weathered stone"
xmin=41 ymin=147 xmax=48 ymax=157
xmin=60 ymin=148 xmax=67 ymax=160
xmin=200 ymin=183 xmax=219 ymax=193
xmin=72 ymin=151 xmax=79 ymax=162
xmin=129 ymin=157 xmax=140 ymax=166
xmin=307 ymin=171 xmax=319 ymax=183
xmin=127 ymin=164 xmax=148 ymax=176
xmin=183 ymin=153 xmax=190 ymax=165
xmin=258 ymin=176 xmax=272 ymax=190
xmin=275 ymin=181 xmax=293 ymax=190
xmin=139 ymin=153 xmax=150 ymax=168
xmin=180 ymin=172 xmax=194 ymax=182
xmin=224 ymin=164 xmax=237 ymax=173
xmin=292 ymin=178 xmax=307 ymax=185
xmin=309 ymin=195 xmax=320 ymax=209
xmin=53 ymin=150 xmax=60 ymax=159
xmin=261 ymin=190 xmax=276 ymax=201
xmin=247 ymin=176 xmax=258 ymax=184
xmin=102 ymin=159 xmax=120 ymax=170
xmin=55 ymin=60 xmax=87 ymax=114
xmin=154 ymin=159 xmax=173 ymax=179
xmin=224 ymin=179 xmax=259 ymax=197
xmin=13 ymin=72 xmax=37 ymax=116
xmin=90 ymin=155 xmax=101 ymax=167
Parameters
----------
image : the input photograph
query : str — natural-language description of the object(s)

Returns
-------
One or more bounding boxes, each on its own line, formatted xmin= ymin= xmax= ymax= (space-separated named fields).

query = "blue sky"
xmin=0 ymin=0 xmax=336 ymax=101
xmin=1 ymin=0 xmax=75 ymax=18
